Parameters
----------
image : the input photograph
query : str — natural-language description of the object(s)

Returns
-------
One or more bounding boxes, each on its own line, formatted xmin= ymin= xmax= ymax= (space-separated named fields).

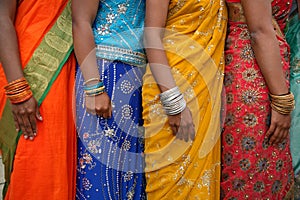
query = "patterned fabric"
xmin=221 ymin=1 xmax=294 ymax=199
xmin=93 ymin=0 xmax=146 ymax=66
xmin=142 ymin=0 xmax=227 ymax=199
xmin=76 ymin=59 xmax=146 ymax=200
xmin=285 ymin=12 xmax=300 ymax=200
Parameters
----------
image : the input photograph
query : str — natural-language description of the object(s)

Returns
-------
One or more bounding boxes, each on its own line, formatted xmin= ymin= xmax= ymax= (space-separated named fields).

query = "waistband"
xmin=96 ymin=45 xmax=146 ymax=67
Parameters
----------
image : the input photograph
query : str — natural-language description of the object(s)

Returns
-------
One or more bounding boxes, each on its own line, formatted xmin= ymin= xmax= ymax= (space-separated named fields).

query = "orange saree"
xmin=0 ymin=0 xmax=76 ymax=199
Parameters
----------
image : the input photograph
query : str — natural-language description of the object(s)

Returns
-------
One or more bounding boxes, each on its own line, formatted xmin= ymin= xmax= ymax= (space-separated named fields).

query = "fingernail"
xmin=24 ymin=135 xmax=28 ymax=139
xmin=16 ymin=129 xmax=19 ymax=132
xmin=34 ymin=132 xmax=37 ymax=136
xmin=39 ymin=116 xmax=43 ymax=121
xmin=29 ymin=136 xmax=34 ymax=140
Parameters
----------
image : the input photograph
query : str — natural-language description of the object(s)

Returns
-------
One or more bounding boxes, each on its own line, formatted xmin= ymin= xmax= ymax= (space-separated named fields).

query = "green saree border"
xmin=0 ymin=1 xmax=73 ymax=197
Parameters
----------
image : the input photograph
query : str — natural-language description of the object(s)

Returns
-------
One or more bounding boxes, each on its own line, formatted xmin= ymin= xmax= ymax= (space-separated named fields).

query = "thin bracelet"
xmin=83 ymin=78 xmax=101 ymax=86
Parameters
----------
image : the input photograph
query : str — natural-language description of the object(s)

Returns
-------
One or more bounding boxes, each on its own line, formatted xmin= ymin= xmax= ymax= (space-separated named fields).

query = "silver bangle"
xmin=160 ymin=87 xmax=186 ymax=116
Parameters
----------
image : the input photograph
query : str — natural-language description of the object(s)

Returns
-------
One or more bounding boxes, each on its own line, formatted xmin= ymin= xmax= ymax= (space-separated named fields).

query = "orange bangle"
xmin=9 ymin=90 xmax=33 ymax=104
xmin=4 ymin=77 xmax=26 ymax=90
xmin=5 ymin=85 xmax=30 ymax=95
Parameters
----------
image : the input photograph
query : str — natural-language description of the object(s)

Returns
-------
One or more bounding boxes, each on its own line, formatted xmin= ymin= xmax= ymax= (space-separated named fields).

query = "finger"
xmin=12 ymin=113 xmax=20 ymax=132
xmin=95 ymin=106 xmax=103 ymax=117
xmin=176 ymin=124 xmax=184 ymax=140
xmin=188 ymin=123 xmax=195 ymax=141
xmin=170 ymin=124 xmax=178 ymax=136
xmin=35 ymin=106 xmax=43 ymax=121
xmin=19 ymin=116 xmax=28 ymax=139
xmin=107 ymin=104 xmax=112 ymax=119
xmin=87 ymin=107 xmax=97 ymax=115
xmin=280 ymin=127 xmax=288 ymax=144
xmin=276 ymin=127 xmax=288 ymax=145
xmin=274 ymin=128 xmax=284 ymax=145
xmin=181 ymin=125 xmax=188 ymax=142
xmin=102 ymin=113 xmax=108 ymax=119
xmin=266 ymin=123 xmax=276 ymax=138
xmin=270 ymin=127 xmax=281 ymax=145
xmin=102 ymin=109 xmax=109 ymax=119
xmin=29 ymin=114 xmax=37 ymax=136
xmin=22 ymin=115 xmax=34 ymax=140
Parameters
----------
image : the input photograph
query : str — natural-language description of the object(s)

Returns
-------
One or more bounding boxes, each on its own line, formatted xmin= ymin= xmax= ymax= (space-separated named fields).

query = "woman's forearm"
xmin=72 ymin=0 xmax=100 ymax=82
xmin=144 ymin=0 xmax=176 ymax=92
xmin=250 ymin=30 xmax=289 ymax=95
xmin=241 ymin=0 xmax=289 ymax=95
xmin=0 ymin=1 xmax=24 ymax=82
xmin=145 ymin=30 xmax=176 ymax=92
xmin=72 ymin=22 xmax=100 ymax=81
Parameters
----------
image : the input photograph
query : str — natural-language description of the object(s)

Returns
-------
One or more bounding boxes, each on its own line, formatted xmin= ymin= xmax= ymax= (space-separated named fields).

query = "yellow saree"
xmin=142 ymin=0 xmax=227 ymax=199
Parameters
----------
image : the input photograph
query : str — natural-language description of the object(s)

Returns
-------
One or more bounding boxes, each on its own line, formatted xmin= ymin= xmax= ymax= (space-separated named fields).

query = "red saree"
xmin=221 ymin=0 xmax=294 ymax=199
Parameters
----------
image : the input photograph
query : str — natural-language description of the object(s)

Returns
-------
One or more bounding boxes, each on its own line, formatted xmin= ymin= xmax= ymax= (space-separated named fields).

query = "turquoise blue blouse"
xmin=93 ymin=0 xmax=146 ymax=66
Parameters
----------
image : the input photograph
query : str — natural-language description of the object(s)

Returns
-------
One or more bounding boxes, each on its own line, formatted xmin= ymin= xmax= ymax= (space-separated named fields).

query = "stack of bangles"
xmin=5 ymin=77 xmax=33 ymax=104
xmin=269 ymin=92 xmax=295 ymax=115
xmin=83 ymin=78 xmax=105 ymax=96
xmin=160 ymin=86 xmax=186 ymax=115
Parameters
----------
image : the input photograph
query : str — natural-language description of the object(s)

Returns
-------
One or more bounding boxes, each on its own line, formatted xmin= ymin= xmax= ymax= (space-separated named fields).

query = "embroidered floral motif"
xmin=82 ymin=178 xmax=93 ymax=191
xmin=239 ymin=159 xmax=250 ymax=171
xmin=224 ymin=71 xmax=234 ymax=86
xmin=242 ymin=68 xmax=257 ymax=82
xmin=232 ymin=178 xmax=246 ymax=191
xmin=240 ymin=44 xmax=254 ymax=62
xmin=253 ymin=181 xmax=265 ymax=193
xmin=224 ymin=153 xmax=233 ymax=166
xmin=271 ymin=180 xmax=282 ymax=194
xmin=106 ymin=13 xmax=116 ymax=24
xmin=225 ymin=134 xmax=234 ymax=145
xmin=256 ymin=158 xmax=269 ymax=172
xmin=243 ymin=113 xmax=257 ymax=127
xmin=121 ymin=105 xmax=133 ymax=120
xmin=241 ymin=136 xmax=256 ymax=151
xmin=97 ymin=24 xmax=110 ymax=35
xmin=241 ymin=89 xmax=259 ymax=105
xmin=118 ymin=4 xmax=128 ymax=14
xmin=121 ymin=80 xmax=134 ymax=94
xmin=121 ymin=140 xmax=131 ymax=151
xmin=123 ymin=171 xmax=133 ymax=182
xmin=226 ymin=93 xmax=234 ymax=104
xmin=225 ymin=112 xmax=235 ymax=126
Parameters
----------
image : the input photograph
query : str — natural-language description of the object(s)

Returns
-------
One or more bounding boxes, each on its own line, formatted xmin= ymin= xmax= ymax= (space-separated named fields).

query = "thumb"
xmin=36 ymin=106 xmax=43 ymax=121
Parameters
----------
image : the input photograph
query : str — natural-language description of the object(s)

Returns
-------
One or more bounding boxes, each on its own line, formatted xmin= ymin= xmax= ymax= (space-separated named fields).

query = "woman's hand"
xmin=11 ymin=96 xmax=42 ymax=140
xmin=266 ymin=109 xmax=291 ymax=145
xmin=85 ymin=93 xmax=112 ymax=118
xmin=168 ymin=107 xmax=195 ymax=142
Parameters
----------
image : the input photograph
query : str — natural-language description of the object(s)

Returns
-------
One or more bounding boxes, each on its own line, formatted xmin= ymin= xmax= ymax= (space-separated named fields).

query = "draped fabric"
xmin=285 ymin=13 xmax=300 ymax=200
xmin=76 ymin=60 xmax=146 ymax=200
xmin=142 ymin=0 xmax=227 ymax=199
xmin=0 ymin=0 xmax=76 ymax=199
xmin=221 ymin=1 xmax=294 ymax=199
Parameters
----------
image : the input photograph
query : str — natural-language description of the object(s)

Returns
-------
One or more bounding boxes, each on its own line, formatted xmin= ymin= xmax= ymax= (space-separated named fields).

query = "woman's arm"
xmin=72 ymin=0 xmax=100 ymax=80
xmin=144 ymin=0 xmax=176 ymax=92
xmin=0 ymin=0 xmax=22 ymax=82
xmin=145 ymin=0 xmax=194 ymax=141
xmin=72 ymin=0 xmax=112 ymax=118
xmin=0 ymin=0 xmax=41 ymax=140
xmin=241 ymin=0 xmax=291 ymax=145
